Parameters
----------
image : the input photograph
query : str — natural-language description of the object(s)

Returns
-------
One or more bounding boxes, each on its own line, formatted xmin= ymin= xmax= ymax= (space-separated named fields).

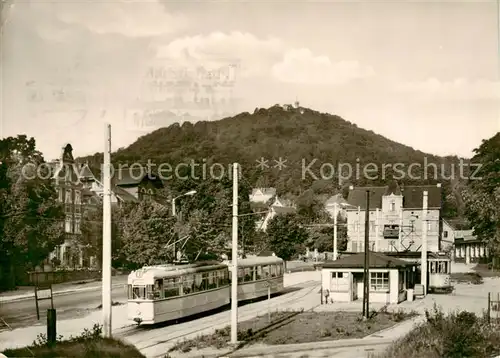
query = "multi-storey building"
xmin=346 ymin=182 xmax=442 ymax=253
xmin=49 ymin=144 xmax=85 ymax=267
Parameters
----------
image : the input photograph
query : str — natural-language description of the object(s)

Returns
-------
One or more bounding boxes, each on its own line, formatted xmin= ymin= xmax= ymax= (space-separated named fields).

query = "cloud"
xmin=155 ymin=31 xmax=284 ymax=76
xmin=396 ymin=78 xmax=500 ymax=101
xmin=272 ymin=48 xmax=375 ymax=85
xmin=49 ymin=0 xmax=187 ymax=37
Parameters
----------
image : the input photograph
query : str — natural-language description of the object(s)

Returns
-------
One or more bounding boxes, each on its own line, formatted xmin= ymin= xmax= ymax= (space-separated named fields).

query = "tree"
xmin=78 ymin=201 xmax=124 ymax=269
xmin=266 ymin=213 xmax=309 ymax=268
xmin=119 ymin=199 xmax=177 ymax=268
xmin=0 ymin=135 xmax=65 ymax=290
xmin=169 ymin=173 xmax=256 ymax=258
xmin=463 ymin=133 xmax=500 ymax=263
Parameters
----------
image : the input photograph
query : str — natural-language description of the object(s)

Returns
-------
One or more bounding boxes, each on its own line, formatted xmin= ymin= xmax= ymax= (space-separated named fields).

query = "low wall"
xmin=28 ymin=270 xmax=106 ymax=286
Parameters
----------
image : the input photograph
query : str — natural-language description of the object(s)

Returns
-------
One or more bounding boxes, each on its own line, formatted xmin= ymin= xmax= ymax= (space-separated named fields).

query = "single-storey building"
xmin=318 ymin=252 xmax=418 ymax=304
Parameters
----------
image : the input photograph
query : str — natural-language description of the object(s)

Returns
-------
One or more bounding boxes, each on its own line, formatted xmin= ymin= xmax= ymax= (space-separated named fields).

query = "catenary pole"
xmin=102 ymin=123 xmax=112 ymax=337
xmin=230 ymin=163 xmax=239 ymax=344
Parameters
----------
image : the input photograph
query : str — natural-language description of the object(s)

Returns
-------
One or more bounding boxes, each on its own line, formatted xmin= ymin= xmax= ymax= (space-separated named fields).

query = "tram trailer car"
xmin=127 ymin=256 xmax=285 ymax=325
xmin=127 ymin=261 xmax=230 ymax=324
xmin=227 ymin=256 xmax=285 ymax=302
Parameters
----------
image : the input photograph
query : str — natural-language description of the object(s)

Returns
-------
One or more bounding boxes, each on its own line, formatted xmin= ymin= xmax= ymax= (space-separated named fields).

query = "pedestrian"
xmin=324 ymin=288 xmax=330 ymax=304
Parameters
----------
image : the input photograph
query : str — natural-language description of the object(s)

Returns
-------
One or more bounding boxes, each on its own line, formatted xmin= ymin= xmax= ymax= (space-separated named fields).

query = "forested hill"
xmin=78 ymin=105 xmax=467 ymax=218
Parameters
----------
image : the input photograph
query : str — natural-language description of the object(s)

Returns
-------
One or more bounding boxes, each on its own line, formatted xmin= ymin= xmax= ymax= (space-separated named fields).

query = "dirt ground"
xmin=253 ymin=311 xmax=409 ymax=345
xmin=169 ymin=310 xmax=414 ymax=353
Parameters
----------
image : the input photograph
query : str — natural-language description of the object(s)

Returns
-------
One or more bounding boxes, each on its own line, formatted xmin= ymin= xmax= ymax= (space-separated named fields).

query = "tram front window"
xmin=132 ymin=286 xmax=146 ymax=299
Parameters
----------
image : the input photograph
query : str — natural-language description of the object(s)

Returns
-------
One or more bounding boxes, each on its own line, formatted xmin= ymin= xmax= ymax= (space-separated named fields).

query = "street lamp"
xmin=171 ymin=190 xmax=197 ymax=217
xmin=171 ymin=190 xmax=197 ymax=261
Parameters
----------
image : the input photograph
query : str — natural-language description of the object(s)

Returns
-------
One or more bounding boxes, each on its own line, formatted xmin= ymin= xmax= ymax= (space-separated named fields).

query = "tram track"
xmin=118 ymin=280 xmax=320 ymax=357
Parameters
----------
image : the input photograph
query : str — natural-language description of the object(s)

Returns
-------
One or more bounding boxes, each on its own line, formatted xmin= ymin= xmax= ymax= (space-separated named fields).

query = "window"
xmin=132 ymin=286 xmax=146 ymax=299
xmin=370 ymin=272 xmax=389 ymax=291
xmin=352 ymin=242 xmax=358 ymax=252
xmin=370 ymin=221 xmax=375 ymax=232
xmin=65 ymin=204 xmax=72 ymax=214
xmin=383 ymin=225 xmax=399 ymax=239
xmin=65 ymin=216 xmax=72 ymax=233
xmin=237 ymin=268 xmax=244 ymax=283
xmin=207 ymin=271 xmax=217 ymax=289
xmin=390 ymin=202 xmax=395 ymax=211
xmin=154 ymin=279 xmax=163 ymax=299
xmin=270 ymin=265 xmax=277 ymax=277
xmin=74 ymin=190 xmax=81 ymax=205
xmin=256 ymin=266 xmax=263 ymax=280
xmin=262 ymin=265 xmax=270 ymax=278
xmin=353 ymin=221 xmax=359 ymax=232
xmin=182 ymin=275 xmax=194 ymax=295
xmin=146 ymin=284 xmax=154 ymax=300
xmin=243 ymin=267 xmax=253 ymax=282
xmin=65 ymin=189 xmax=72 ymax=203
xmin=427 ymin=222 xmax=432 ymax=231
xmin=444 ymin=231 xmax=448 ymax=238
xmin=74 ymin=218 xmax=81 ymax=234
xmin=330 ymin=272 xmax=349 ymax=291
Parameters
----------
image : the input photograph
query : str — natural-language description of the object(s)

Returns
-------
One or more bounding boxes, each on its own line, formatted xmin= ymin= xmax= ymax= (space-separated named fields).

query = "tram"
xmin=127 ymin=261 xmax=230 ymax=324
xmin=228 ymin=256 xmax=285 ymax=301
xmin=127 ymin=256 xmax=286 ymax=325
xmin=428 ymin=254 xmax=452 ymax=293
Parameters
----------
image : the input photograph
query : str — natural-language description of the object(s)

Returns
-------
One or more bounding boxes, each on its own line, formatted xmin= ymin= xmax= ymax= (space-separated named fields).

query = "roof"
xmin=77 ymin=163 xmax=96 ymax=180
xmin=113 ymin=185 xmax=140 ymax=203
xmin=443 ymin=219 xmax=472 ymax=231
xmin=325 ymin=194 xmax=348 ymax=206
xmin=128 ymin=261 xmax=226 ymax=281
xmin=108 ymin=166 xmax=163 ymax=187
xmin=320 ymin=252 xmax=416 ymax=269
xmin=251 ymin=188 xmax=276 ymax=197
xmin=346 ymin=184 xmax=442 ymax=210
xmin=227 ymin=256 xmax=283 ymax=268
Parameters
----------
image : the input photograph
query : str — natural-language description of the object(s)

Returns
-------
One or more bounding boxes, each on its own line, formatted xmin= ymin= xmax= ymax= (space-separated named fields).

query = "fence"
xmin=28 ymin=269 xmax=105 ymax=286
xmin=487 ymin=292 xmax=500 ymax=324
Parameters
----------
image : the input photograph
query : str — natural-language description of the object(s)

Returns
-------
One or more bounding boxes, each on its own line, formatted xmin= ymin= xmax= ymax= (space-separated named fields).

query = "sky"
xmin=1 ymin=0 xmax=499 ymax=161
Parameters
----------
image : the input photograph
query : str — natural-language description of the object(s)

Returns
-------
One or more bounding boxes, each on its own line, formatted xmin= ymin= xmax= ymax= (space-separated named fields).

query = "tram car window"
xmin=237 ymin=268 xmax=244 ymax=283
xmin=182 ymin=275 xmax=193 ymax=295
xmin=146 ymin=285 xmax=154 ymax=300
xmin=256 ymin=266 xmax=263 ymax=280
xmin=262 ymin=265 xmax=270 ymax=278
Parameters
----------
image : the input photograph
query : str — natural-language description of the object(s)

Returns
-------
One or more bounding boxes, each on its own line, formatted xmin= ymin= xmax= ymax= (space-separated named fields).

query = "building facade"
xmin=346 ymin=183 xmax=442 ymax=253
xmin=49 ymin=144 xmax=85 ymax=267
xmin=442 ymin=220 xmax=489 ymax=264
xmin=320 ymin=252 xmax=416 ymax=304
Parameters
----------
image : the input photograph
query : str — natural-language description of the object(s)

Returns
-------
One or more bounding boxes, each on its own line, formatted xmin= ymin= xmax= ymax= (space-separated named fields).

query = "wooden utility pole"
xmin=102 ymin=123 xmax=112 ymax=337
xmin=363 ymin=190 xmax=370 ymax=319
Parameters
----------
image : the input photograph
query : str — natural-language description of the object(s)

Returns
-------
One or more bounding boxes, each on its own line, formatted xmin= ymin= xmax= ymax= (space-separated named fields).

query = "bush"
xmin=2 ymin=324 xmax=145 ymax=358
xmin=376 ymin=304 xmax=500 ymax=358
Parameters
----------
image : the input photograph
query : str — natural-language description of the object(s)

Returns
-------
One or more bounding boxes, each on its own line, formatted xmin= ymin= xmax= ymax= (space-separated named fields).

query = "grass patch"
xmin=473 ymin=263 xmax=500 ymax=278
xmin=169 ymin=306 xmax=417 ymax=353
xmin=1 ymin=324 xmax=144 ymax=358
xmin=374 ymin=304 xmax=500 ymax=358
xmin=450 ymin=272 xmax=483 ymax=285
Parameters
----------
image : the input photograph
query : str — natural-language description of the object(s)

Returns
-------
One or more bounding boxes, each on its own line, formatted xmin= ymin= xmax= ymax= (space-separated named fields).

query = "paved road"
xmin=0 ymin=280 xmax=128 ymax=330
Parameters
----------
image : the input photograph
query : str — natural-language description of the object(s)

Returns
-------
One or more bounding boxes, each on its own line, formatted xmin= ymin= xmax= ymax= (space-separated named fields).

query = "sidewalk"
xmin=0 ymin=275 xmax=128 ymax=303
